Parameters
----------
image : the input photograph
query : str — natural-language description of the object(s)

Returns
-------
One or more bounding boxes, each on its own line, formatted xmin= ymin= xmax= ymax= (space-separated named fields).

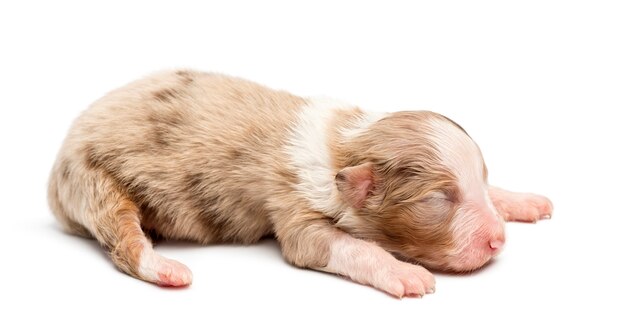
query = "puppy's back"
xmin=49 ymin=70 xmax=306 ymax=244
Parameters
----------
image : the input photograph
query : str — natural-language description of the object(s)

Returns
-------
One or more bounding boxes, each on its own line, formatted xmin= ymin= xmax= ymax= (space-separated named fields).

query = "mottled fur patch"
xmin=48 ymin=70 xmax=537 ymax=293
xmin=153 ymin=88 xmax=178 ymax=102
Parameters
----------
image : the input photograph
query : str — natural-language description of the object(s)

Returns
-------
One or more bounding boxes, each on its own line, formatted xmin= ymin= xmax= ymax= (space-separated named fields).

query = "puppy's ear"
xmin=335 ymin=162 xmax=374 ymax=208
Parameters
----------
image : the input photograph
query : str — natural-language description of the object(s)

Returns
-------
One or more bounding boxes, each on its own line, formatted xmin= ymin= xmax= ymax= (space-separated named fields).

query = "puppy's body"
xmin=49 ymin=70 xmax=552 ymax=296
xmin=53 ymin=72 xmax=307 ymax=245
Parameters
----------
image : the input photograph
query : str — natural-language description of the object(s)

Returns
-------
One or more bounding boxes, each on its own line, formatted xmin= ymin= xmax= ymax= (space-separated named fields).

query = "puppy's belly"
xmin=138 ymin=198 xmax=274 ymax=245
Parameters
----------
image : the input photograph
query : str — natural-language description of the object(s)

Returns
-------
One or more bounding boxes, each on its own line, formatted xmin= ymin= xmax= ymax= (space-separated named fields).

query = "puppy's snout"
xmin=484 ymin=209 xmax=505 ymax=254
xmin=446 ymin=202 xmax=506 ymax=271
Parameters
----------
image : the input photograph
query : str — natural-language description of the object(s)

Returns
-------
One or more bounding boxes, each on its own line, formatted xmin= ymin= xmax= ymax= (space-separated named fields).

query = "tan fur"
xmin=49 ymin=70 xmax=552 ymax=294
xmin=49 ymin=70 xmax=334 ymax=279
xmin=333 ymin=111 xmax=460 ymax=268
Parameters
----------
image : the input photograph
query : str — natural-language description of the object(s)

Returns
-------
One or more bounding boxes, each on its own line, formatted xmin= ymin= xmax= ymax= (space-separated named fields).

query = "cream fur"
xmin=425 ymin=116 xmax=485 ymax=197
xmin=322 ymin=232 xmax=435 ymax=298
xmin=285 ymin=98 xmax=353 ymax=218
xmin=48 ymin=69 xmax=552 ymax=295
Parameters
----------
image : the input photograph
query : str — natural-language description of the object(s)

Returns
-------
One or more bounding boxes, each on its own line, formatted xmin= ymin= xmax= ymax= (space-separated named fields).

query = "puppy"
xmin=48 ymin=70 xmax=553 ymax=297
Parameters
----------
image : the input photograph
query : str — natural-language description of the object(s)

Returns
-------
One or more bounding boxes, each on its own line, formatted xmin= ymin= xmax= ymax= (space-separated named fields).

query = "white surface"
xmin=1 ymin=1 xmax=625 ymax=329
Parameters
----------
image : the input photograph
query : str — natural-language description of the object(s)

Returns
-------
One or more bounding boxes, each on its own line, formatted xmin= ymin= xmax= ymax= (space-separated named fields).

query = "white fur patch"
xmin=485 ymin=189 xmax=504 ymax=224
xmin=322 ymin=233 xmax=380 ymax=276
xmin=137 ymin=246 xmax=193 ymax=286
xmin=426 ymin=117 xmax=505 ymax=266
xmin=137 ymin=242 xmax=162 ymax=282
xmin=285 ymin=98 xmax=387 ymax=217
xmin=340 ymin=111 xmax=388 ymax=140
xmin=426 ymin=117 xmax=484 ymax=198
xmin=321 ymin=233 xmax=436 ymax=297
xmin=285 ymin=98 xmax=353 ymax=217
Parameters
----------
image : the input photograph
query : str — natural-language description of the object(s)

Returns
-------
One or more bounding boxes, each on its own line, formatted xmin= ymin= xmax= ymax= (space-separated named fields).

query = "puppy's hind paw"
xmin=139 ymin=251 xmax=193 ymax=287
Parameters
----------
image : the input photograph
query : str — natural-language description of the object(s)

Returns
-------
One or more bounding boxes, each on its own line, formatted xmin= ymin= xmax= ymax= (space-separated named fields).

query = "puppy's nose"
xmin=489 ymin=239 xmax=504 ymax=251
xmin=488 ymin=233 xmax=506 ymax=255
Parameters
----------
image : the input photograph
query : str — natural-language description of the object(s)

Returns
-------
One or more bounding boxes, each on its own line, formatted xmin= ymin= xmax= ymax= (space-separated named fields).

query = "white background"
xmin=1 ymin=1 xmax=625 ymax=329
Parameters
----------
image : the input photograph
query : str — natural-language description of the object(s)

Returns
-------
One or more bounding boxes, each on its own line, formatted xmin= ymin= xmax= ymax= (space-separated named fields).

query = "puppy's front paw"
xmin=377 ymin=261 xmax=436 ymax=298
xmin=323 ymin=236 xmax=435 ymax=298
xmin=495 ymin=192 xmax=553 ymax=222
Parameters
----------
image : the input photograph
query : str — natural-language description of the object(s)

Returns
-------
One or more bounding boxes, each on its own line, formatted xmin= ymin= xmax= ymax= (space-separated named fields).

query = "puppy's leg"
xmin=323 ymin=233 xmax=436 ymax=298
xmin=273 ymin=211 xmax=435 ymax=298
xmin=58 ymin=170 xmax=192 ymax=286
xmin=99 ymin=199 xmax=193 ymax=287
xmin=488 ymin=186 xmax=553 ymax=222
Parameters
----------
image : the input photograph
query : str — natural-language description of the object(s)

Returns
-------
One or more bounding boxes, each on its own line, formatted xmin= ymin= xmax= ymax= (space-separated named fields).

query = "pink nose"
xmin=489 ymin=239 xmax=504 ymax=252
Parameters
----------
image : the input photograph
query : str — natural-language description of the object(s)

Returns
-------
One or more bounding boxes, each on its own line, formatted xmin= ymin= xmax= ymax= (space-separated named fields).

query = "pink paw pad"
xmin=139 ymin=250 xmax=193 ymax=287
xmin=156 ymin=259 xmax=193 ymax=287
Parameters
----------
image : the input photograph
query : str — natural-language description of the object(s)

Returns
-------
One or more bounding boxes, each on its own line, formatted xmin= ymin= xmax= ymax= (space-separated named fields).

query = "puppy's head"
xmin=336 ymin=111 xmax=504 ymax=272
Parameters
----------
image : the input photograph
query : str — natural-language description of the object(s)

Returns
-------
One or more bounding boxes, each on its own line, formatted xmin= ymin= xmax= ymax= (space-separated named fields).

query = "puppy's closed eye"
xmin=419 ymin=191 xmax=453 ymax=203
xmin=410 ymin=193 xmax=455 ymax=220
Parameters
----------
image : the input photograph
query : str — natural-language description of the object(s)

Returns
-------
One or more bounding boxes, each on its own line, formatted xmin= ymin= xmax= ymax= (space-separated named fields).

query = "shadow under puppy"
xmin=48 ymin=70 xmax=553 ymax=298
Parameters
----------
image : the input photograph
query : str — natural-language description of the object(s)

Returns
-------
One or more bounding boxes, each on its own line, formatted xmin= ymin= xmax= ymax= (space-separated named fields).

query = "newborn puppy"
xmin=48 ymin=70 xmax=553 ymax=297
